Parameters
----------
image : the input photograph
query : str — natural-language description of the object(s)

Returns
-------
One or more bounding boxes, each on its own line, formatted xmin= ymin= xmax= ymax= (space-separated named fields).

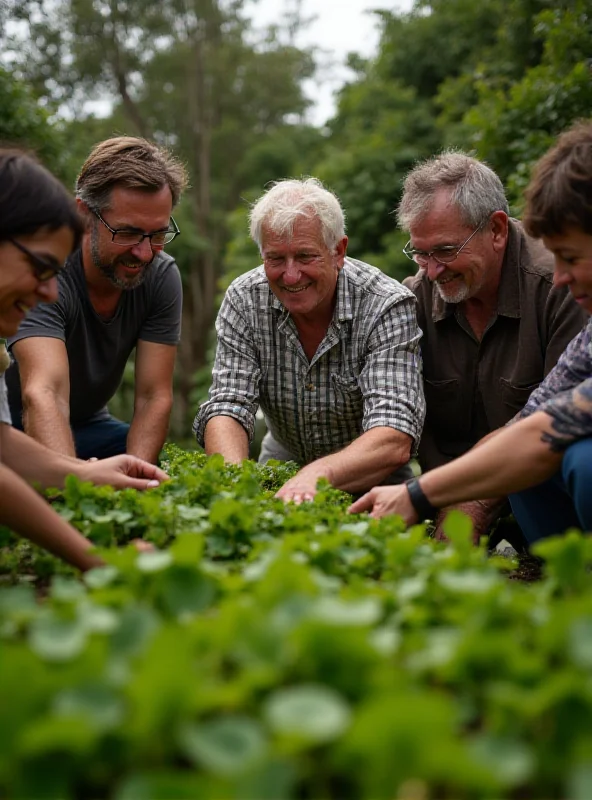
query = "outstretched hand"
xmin=348 ymin=484 xmax=418 ymax=524
xmin=80 ymin=455 xmax=169 ymax=491
xmin=275 ymin=464 xmax=328 ymax=504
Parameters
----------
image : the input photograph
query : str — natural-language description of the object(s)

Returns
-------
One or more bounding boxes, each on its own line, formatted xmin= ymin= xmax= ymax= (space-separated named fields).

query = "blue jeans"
xmin=12 ymin=412 xmax=129 ymax=460
xmin=509 ymin=437 xmax=592 ymax=544
xmin=73 ymin=416 xmax=130 ymax=460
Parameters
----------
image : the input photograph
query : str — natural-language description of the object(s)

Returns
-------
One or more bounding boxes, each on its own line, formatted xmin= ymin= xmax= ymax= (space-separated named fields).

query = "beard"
xmin=90 ymin=225 xmax=153 ymax=290
xmin=435 ymin=279 xmax=471 ymax=304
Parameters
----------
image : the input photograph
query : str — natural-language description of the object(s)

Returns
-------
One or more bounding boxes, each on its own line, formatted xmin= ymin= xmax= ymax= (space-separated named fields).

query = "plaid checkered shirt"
xmin=193 ymin=257 xmax=425 ymax=464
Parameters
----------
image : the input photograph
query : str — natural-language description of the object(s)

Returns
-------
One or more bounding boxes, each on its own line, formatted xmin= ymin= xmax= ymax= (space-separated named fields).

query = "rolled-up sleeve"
xmin=359 ymin=294 xmax=425 ymax=452
xmin=193 ymin=287 xmax=261 ymax=446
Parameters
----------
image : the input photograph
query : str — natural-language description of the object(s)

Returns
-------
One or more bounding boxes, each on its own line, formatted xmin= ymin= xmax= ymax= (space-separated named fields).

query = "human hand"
xmin=131 ymin=538 xmax=155 ymax=552
xmin=433 ymin=500 xmax=500 ymax=544
xmin=79 ymin=455 xmax=169 ymax=491
xmin=348 ymin=484 xmax=419 ymax=524
xmin=274 ymin=465 xmax=328 ymax=504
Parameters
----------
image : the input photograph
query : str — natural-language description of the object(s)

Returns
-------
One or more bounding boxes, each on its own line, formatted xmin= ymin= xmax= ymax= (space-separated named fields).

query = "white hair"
xmin=249 ymin=177 xmax=346 ymax=250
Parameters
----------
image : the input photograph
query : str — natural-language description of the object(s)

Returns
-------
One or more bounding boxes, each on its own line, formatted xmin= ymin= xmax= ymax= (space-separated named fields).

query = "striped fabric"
xmin=194 ymin=257 xmax=425 ymax=464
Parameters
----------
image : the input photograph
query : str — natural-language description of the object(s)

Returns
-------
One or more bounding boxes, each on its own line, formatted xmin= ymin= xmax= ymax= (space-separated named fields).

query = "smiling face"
xmin=261 ymin=216 xmax=347 ymax=325
xmin=542 ymin=227 xmax=592 ymax=315
xmin=408 ymin=190 xmax=508 ymax=304
xmin=83 ymin=184 xmax=173 ymax=291
xmin=0 ymin=226 xmax=74 ymax=337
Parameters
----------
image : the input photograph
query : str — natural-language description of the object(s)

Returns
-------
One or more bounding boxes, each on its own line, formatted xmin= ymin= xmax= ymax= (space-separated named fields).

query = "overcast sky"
xmin=245 ymin=0 xmax=414 ymax=125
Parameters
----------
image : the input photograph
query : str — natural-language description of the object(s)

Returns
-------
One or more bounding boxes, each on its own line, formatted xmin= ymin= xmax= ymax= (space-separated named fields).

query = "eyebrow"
xmin=34 ymin=252 xmax=62 ymax=267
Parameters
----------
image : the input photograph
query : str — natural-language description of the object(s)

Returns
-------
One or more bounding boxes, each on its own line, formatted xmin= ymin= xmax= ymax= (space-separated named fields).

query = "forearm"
xmin=420 ymin=412 xmax=563 ymax=507
xmin=127 ymin=396 xmax=172 ymax=463
xmin=22 ymin=392 xmax=76 ymax=457
xmin=204 ymin=416 xmax=249 ymax=463
xmin=1 ymin=424 xmax=83 ymax=488
xmin=306 ymin=427 xmax=412 ymax=493
xmin=0 ymin=463 xmax=100 ymax=571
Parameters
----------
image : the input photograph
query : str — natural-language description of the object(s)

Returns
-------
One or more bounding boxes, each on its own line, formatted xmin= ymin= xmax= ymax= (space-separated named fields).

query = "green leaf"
xmin=28 ymin=613 xmax=87 ymax=662
xmin=264 ymin=684 xmax=351 ymax=743
xmin=179 ymin=717 xmax=267 ymax=775
xmin=311 ymin=596 xmax=382 ymax=627
xmin=470 ymin=735 xmax=535 ymax=787
xmin=569 ymin=618 xmax=592 ymax=668
xmin=136 ymin=550 xmax=173 ymax=573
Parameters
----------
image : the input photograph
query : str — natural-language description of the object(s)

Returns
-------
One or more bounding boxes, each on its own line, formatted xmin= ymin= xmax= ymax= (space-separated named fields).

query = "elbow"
xmin=22 ymin=385 xmax=69 ymax=420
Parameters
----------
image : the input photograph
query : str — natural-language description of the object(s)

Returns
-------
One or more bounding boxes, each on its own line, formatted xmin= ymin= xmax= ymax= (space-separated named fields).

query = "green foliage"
xmin=1 ymin=448 xmax=592 ymax=797
xmin=0 ymin=65 xmax=66 ymax=178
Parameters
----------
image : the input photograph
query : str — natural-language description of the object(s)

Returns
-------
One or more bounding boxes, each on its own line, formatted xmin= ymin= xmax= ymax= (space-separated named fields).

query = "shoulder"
xmin=510 ymin=219 xmax=555 ymax=284
xmin=343 ymin=257 xmax=415 ymax=304
xmin=146 ymin=251 xmax=181 ymax=286
xmin=226 ymin=266 xmax=271 ymax=306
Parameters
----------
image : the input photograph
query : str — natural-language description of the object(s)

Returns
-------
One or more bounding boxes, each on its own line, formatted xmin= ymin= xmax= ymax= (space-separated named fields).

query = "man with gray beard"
xmin=399 ymin=151 xmax=587 ymax=540
xmin=6 ymin=137 xmax=187 ymax=463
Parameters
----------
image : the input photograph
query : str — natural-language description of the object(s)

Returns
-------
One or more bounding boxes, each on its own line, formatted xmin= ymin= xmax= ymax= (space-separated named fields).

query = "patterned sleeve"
xmin=517 ymin=320 xmax=592 ymax=420
xmin=538 ymin=377 xmax=592 ymax=452
xmin=193 ymin=285 xmax=261 ymax=446
xmin=359 ymin=294 xmax=426 ymax=452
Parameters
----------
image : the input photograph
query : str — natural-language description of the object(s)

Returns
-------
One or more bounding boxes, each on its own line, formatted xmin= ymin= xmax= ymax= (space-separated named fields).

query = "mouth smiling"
xmin=437 ymin=273 xmax=461 ymax=286
xmin=282 ymin=284 xmax=311 ymax=294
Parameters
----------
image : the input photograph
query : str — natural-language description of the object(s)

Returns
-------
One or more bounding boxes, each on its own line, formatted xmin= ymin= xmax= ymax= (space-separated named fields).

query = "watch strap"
xmin=405 ymin=477 xmax=438 ymax=521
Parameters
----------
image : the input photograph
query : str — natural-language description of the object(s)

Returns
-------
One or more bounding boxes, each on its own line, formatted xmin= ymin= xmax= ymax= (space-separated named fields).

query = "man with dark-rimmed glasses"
xmin=6 ymin=136 xmax=188 ymax=463
xmin=398 ymin=150 xmax=587 ymax=543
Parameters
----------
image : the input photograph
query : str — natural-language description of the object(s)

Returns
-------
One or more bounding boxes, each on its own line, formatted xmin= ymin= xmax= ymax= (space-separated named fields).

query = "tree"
xmin=2 ymin=0 xmax=316 ymax=431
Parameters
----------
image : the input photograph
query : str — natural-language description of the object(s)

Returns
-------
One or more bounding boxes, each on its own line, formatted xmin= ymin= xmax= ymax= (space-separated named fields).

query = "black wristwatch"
xmin=405 ymin=477 xmax=438 ymax=522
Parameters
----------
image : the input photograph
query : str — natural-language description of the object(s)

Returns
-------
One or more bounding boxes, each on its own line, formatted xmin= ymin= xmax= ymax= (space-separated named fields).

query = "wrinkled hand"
xmin=433 ymin=500 xmax=499 ymax=544
xmin=348 ymin=484 xmax=419 ymax=523
xmin=275 ymin=465 xmax=328 ymax=504
xmin=80 ymin=455 xmax=169 ymax=491
xmin=132 ymin=538 xmax=155 ymax=552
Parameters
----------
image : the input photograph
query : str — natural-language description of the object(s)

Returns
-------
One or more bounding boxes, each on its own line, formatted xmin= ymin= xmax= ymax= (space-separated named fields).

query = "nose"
xmin=282 ymin=258 xmax=303 ymax=284
xmin=553 ymin=264 xmax=571 ymax=287
xmin=130 ymin=237 xmax=155 ymax=262
xmin=425 ymin=258 xmax=447 ymax=281
xmin=36 ymin=275 xmax=59 ymax=303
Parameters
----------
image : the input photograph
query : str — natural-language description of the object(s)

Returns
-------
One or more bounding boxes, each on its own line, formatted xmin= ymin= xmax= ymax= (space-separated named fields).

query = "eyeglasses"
xmin=92 ymin=209 xmax=180 ymax=246
xmin=402 ymin=221 xmax=486 ymax=267
xmin=9 ymin=238 xmax=64 ymax=282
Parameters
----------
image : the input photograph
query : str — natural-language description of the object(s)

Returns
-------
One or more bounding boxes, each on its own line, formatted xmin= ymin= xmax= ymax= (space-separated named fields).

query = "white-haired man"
xmin=193 ymin=178 xmax=425 ymax=501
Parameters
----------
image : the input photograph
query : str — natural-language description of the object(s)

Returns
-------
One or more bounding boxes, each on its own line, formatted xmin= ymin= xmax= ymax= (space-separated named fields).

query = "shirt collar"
xmin=431 ymin=218 xmax=523 ymax=323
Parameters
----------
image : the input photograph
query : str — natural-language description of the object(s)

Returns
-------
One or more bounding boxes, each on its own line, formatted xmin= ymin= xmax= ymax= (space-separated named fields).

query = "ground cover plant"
xmin=1 ymin=446 xmax=592 ymax=799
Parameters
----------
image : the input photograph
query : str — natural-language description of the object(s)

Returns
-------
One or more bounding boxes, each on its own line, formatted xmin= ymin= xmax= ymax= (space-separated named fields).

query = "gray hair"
xmin=397 ymin=150 xmax=509 ymax=230
xmin=249 ymin=177 xmax=346 ymax=250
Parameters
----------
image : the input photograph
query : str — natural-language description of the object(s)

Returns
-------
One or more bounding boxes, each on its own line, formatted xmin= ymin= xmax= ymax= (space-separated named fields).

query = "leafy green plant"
xmin=1 ymin=448 xmax=591 ymax=799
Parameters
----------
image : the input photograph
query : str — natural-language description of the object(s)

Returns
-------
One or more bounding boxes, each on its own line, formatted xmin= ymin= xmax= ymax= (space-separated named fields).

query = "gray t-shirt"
xmin=0 ymin=374 xmax=10 ymax=425
xmin=6 ymin=250 xmax=182 ymax=426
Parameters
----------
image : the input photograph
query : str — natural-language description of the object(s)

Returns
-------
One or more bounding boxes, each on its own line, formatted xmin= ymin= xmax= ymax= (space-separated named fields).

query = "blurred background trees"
xmin=1 ymin=0 xmax=590 ymax=441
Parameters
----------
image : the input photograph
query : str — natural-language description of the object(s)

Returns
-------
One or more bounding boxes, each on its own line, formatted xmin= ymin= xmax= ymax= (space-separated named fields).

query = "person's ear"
xmin=335 ymin=235 xmax=348 ymax=269
xmin=490 ymin=211 xmax=509 ymax=252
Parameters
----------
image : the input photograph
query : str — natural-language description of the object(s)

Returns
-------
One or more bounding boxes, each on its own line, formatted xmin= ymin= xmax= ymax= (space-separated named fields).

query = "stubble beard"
xmin=90 ymin=224 xmax=152 ymax=291
xmin=435 ymin=279 xmax=471 ymax=304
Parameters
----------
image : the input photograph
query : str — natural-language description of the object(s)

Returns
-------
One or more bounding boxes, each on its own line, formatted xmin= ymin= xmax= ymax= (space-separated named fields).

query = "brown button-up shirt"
xmin=405 ymin=219 xmax=588 ymax=471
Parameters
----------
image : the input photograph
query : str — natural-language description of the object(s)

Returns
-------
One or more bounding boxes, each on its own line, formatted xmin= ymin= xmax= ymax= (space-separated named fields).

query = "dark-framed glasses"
xmin=403 ymin=220 xmax=486 ymax=267
xmin=9 ymin=238 xmax=64 ymax=282
xmin=92 ymin=208 xmax=180 ymax=246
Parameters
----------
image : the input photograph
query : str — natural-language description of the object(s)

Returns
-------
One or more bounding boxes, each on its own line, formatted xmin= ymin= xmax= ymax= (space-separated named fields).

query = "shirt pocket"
xmin=500 ymin=378 xmax=540 ymax=415
xmin=330 ymin=373 xmax=364 ymax=421
xmin=424 ymin=377 xmax=469 ymax=435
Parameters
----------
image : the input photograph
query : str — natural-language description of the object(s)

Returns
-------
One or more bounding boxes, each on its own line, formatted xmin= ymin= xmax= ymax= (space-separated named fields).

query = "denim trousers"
xmin=509 ymin=437 xmax=592 ymax=544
